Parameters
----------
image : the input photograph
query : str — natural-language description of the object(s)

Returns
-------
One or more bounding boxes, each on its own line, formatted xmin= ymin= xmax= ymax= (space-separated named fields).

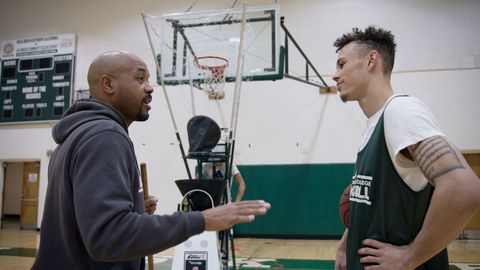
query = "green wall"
xmin=233 ymin=163 xmax=354 ymax=238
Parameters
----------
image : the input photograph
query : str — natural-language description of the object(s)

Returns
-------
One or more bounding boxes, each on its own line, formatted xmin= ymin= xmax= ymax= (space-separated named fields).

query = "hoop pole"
xmin=229 ymin=4 xmax=247 ymax=133
xmin=227 ymin=58 xmax=243 ymax=192
xmin=232 ymin=57 xmax=244 ymax=140
xmin=228 ymin=4 xmax=247 ymax=183
xmin=141 ymin=11 xmax=192 ymax=180
xmin=187 ymin=54 xmax=197 ymax=116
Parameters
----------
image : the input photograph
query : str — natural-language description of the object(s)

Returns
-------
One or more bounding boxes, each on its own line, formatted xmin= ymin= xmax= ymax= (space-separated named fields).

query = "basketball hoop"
xmin=193 ymin=56 xmax=229 ymax=94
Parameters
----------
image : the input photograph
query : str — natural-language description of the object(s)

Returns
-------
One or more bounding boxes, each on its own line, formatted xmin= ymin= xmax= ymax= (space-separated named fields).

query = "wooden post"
xmin=140 ymin=163 xmax=154 ymax=270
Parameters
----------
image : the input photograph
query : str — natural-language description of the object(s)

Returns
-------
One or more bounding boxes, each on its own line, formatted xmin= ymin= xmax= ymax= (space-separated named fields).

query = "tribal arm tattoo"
xmin=408 ymin=136 xmax=465 ymax=184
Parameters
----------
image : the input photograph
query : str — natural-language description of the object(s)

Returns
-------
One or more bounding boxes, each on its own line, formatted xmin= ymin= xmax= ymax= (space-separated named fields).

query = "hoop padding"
xmin=194 ymin=56 xmax=229 ymax=92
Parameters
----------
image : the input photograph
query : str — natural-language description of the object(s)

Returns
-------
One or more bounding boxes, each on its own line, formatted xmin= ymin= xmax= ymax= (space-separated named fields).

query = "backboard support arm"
xmin=281 ymin=16 xmax=333 ymax=93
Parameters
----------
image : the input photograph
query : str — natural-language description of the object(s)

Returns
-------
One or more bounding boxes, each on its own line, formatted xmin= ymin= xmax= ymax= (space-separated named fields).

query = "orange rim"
xmin=193 ymin=56 xmax=229 ymax=71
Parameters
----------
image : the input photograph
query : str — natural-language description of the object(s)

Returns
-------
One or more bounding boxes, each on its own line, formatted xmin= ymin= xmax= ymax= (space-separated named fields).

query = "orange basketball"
xmin=339 ymin=184 xmax=351 ymax=228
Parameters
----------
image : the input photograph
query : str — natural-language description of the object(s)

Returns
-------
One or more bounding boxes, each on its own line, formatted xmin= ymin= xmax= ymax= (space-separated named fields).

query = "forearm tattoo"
xmin=412 ymin=136 xmax=465 ymax=182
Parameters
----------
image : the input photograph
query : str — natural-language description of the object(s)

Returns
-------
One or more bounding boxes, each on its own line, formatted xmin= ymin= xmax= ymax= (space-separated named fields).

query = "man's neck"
xmin=358 ymin=80 xmax=394 ymax=118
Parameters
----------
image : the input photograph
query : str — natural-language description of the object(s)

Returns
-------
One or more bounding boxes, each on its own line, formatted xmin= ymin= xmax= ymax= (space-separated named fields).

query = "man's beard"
xmin=136 ymin=96 xmax=151 ymax=121
xmin=136 ymin=111 xmax=149 ymax=121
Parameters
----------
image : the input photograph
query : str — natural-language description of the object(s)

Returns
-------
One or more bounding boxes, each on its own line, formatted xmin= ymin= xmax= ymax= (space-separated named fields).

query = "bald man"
xmin=31 ymin=51 xmax=270 ymax=270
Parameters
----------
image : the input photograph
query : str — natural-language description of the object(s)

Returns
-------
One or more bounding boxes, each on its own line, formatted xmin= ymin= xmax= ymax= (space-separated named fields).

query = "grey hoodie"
xmin=32 ymin=99 xmax=204 ymax=270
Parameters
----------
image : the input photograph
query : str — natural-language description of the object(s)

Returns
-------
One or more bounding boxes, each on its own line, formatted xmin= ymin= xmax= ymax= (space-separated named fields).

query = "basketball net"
xmin=193 ymin=56 xmax=228 ymax=99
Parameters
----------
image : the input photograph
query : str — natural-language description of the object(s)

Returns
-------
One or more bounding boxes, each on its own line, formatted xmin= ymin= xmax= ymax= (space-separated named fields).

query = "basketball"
xmin=339 ymin=184 xmax=351 ymax=228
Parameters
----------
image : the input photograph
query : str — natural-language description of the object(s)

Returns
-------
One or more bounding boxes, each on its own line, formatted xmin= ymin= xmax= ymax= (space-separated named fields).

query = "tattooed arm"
xmin=358 ymin=136 xmax=480 ymax=270
xmin=408 ymin=136 xmax=465 ymax=182
xmin=400 ymin=136 xmax=480 ymax=266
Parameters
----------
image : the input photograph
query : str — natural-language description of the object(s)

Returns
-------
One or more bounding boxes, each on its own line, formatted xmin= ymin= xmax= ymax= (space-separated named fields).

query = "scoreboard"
xmin=0 ymin=33 xmax=76 ymax=124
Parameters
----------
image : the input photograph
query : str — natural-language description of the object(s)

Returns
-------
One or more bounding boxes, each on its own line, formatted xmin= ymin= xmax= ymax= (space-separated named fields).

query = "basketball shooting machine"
xmin=141 ymin=3 xmax=332 ymax=269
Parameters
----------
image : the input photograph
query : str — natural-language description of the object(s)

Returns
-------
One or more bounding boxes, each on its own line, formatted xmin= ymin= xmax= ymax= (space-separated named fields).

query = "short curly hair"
xmin=334 ymin=26 xmax=397 ymax=75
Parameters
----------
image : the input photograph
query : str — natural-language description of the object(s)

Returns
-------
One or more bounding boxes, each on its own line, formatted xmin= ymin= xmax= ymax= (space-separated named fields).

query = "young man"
xmin=332 ymin=26 xmax=480 ymax=270
xmin=202 ymin=161 xmax=246 ymax=202
xmin=31 ymin=51 xmax=270 ymax=270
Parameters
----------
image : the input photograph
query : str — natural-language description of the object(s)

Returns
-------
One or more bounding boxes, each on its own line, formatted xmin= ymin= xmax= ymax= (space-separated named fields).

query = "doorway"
xmin=1 ymin=161 xmax=40 ymax=230
xmin=463 ymin=152 xmax=480 ymax=238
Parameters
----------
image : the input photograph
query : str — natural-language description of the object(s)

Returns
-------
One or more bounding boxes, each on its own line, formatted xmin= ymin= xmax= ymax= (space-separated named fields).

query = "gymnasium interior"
xmin=0 ymin=0 xmax=479 ymax=269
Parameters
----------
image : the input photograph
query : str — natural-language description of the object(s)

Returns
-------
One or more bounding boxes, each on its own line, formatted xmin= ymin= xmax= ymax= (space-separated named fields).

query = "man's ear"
xmin=100 ymin=75 xmax=114 ymax=94
xmin=367 ymin=50 xmax=379 ymax=70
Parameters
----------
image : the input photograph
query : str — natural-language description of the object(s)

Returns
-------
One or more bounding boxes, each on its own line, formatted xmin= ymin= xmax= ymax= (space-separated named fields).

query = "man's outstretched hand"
xmin=202 ymin=200 xmax=271 ymax=231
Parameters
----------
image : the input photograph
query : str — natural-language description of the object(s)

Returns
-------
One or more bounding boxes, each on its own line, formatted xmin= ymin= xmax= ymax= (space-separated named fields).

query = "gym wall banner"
xmin=0 ymin=33 xmax=76 ymax=124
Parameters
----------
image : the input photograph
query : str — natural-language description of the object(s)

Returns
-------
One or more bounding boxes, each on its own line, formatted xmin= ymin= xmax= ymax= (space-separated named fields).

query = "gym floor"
xmin=1 ymin=219 xmax=480 ymax=270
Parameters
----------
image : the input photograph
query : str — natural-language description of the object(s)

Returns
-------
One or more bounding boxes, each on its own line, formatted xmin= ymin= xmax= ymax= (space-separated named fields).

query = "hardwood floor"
xmin=0 ymin=225 xmax=38 ymax=270
xmin=1 ymin=223 xmax=479 ymax=270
